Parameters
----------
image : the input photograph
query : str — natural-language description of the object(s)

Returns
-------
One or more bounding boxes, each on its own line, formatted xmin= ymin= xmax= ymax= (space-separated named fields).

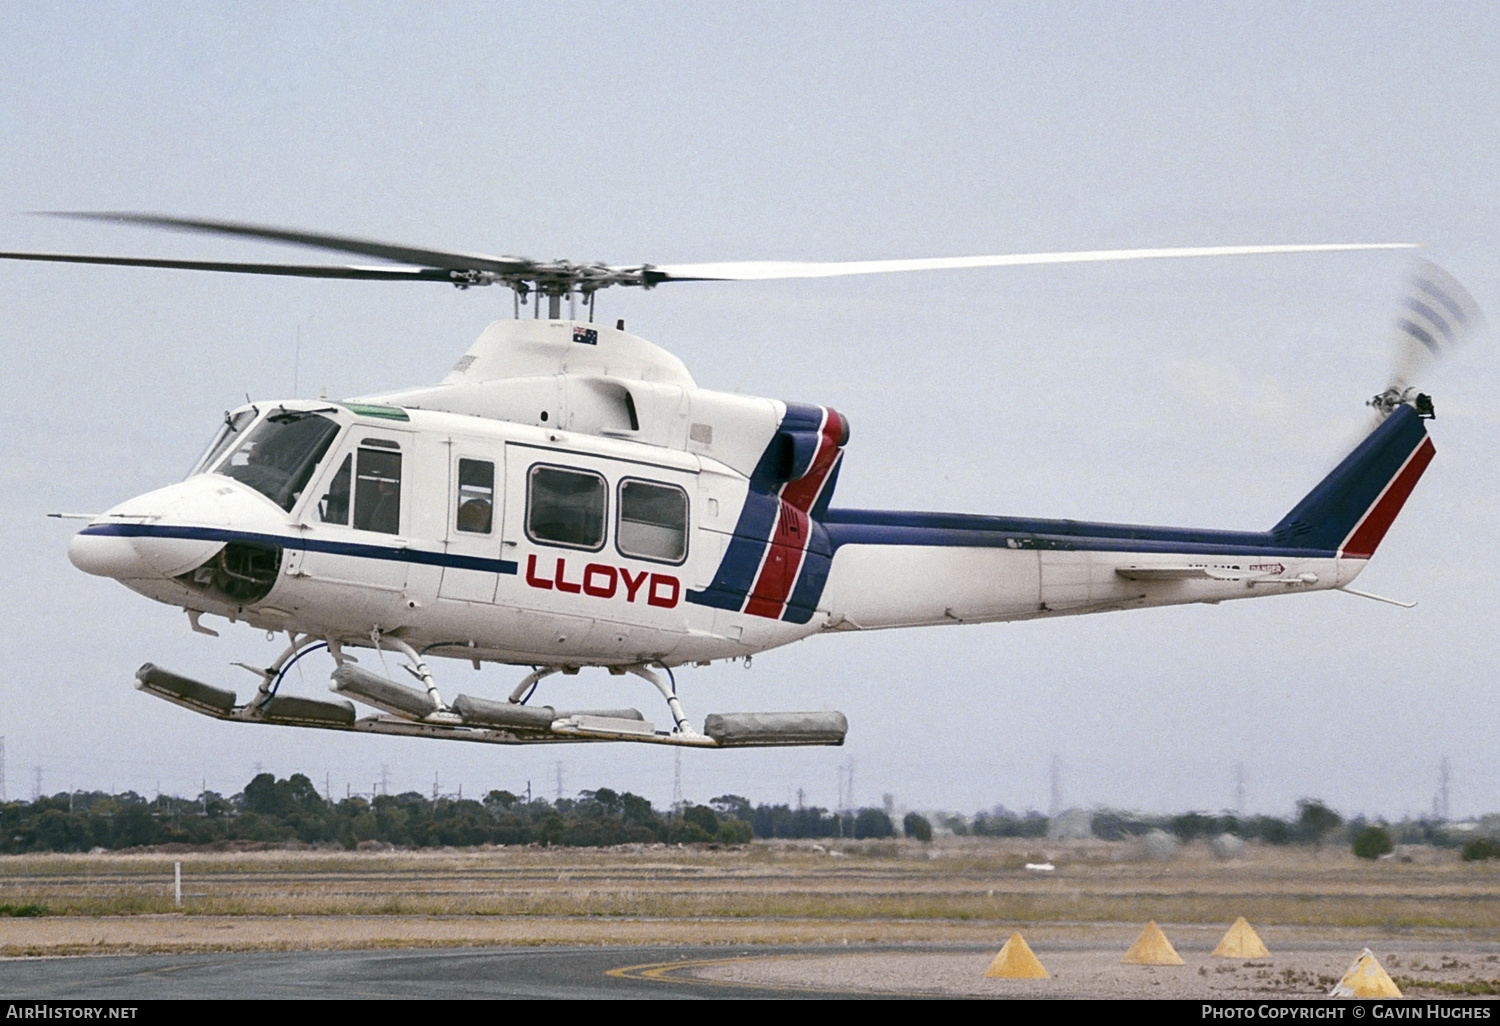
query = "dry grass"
xmin=0 ymin=837 xmax=1494 ymax=956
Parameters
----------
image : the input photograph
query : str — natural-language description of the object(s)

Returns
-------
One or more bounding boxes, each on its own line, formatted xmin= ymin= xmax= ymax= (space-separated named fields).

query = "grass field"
xmin=0 ymin=836 xmax=1495 ymax=959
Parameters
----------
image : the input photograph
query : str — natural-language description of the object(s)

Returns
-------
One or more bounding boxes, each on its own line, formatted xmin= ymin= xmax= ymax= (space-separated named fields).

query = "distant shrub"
xmin=854 ymin=808 xmax=895 ymax=839
xmin=673 ymin=804 xmax=720 ymax=843
xmin=0 ymin=903 xmax=46 ymax=917
xmin=1251 ymin=816 xmax=1293 ymax=845
xmin=1461 ymin=838 xmax=1500 ymax=862
xmin=1352 ymin=825 xmax=1393 ymax=860
xmin=974 ymin=809 xmax=1048 ymax=838
xmin=903 ymin=812 xmax=932 ymax=842
xmin=1170 ymin=812 xmax=1216 ymax=842
xmin=716 ymin=819 xmax=754 ymax=845
xmin=1295 ymin=799 xmax=1343 ymax=844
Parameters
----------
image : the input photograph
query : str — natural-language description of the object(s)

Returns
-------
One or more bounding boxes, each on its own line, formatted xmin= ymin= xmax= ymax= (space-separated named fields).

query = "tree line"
xmin=0 ymin=775 xmax=1485 ymax=854
xmin=0 ymin=774 xmax=903 ymax=852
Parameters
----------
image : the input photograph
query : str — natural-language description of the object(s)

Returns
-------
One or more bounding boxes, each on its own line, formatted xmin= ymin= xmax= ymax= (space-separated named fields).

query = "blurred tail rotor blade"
xmin=1387 ymin=259 xmax=1485 ymax=394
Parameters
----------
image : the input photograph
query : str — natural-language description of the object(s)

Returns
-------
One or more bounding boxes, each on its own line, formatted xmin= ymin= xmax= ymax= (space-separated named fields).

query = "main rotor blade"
xmin=41 ymin=212 xmax=534 ymax=276
xmin=8 ymin=216 xmax=1423 ymax=296
xmin=0 ymin=250 xmax=455 ymax=281
xmin=649 ymin=243 xmax=1421 ymax=282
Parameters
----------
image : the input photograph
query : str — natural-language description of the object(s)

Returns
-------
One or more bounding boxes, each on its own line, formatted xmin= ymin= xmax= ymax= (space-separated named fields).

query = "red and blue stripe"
xmin=686 ymin=403 xmax=846 ymax=624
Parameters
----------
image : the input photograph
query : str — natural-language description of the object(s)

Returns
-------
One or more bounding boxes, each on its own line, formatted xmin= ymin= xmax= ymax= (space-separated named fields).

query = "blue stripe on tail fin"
xmin=1269 ymin=405 xmax=1432 ymax=556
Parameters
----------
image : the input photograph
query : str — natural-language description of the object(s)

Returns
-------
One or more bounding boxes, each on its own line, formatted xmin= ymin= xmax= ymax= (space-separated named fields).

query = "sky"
xmin=1 ymin=1 xmax=1498 ymax=821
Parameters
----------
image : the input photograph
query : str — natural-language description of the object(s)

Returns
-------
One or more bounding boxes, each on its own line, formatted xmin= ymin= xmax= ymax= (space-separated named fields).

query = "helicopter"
xmin=4 ymin=214 xmax=1481 ymax=751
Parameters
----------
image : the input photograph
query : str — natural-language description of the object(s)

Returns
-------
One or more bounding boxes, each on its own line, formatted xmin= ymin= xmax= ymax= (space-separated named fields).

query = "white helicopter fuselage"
xmin=70 ymin=318 xmax=1421 ymax=676
xmin=90 ymin=401 xmax=825 ymax=666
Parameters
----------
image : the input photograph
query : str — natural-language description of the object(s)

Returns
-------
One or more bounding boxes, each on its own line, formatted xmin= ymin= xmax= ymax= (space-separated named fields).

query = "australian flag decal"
xmin=572 ymin=326 xmax=599 ymax=345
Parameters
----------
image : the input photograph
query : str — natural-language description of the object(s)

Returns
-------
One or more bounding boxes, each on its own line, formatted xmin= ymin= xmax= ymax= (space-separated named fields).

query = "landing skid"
xmin=134 ymin=662 xmax=848 ymax=749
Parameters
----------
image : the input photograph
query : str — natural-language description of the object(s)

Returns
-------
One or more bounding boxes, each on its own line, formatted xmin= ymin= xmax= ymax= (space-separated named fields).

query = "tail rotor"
xmin=1370 ymin=259 xmax=1485 ymax=418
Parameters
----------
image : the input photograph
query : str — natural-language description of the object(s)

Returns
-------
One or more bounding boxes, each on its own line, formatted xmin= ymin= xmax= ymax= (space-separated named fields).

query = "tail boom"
xmin=816 ymin=404 xmax=1434 ymax=630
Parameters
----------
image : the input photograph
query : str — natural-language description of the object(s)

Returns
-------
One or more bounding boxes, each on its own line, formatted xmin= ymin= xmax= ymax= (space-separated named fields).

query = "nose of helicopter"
xmin=68 ymin=528 xmax=163 ymax=578
xmin=68 ymin=524 xmax=230 ymax=580
xmin=68 ymin=476 xmax=268 ymax=581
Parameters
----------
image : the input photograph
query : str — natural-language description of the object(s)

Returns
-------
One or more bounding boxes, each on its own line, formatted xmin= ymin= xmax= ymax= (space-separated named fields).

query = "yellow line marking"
xmin=607 ymin=951 xmax=930 ymax=996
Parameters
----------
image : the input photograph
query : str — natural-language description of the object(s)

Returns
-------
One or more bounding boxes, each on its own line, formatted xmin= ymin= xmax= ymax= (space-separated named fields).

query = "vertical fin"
xmin=1270 ymin=405 xmax=1433 ymax=557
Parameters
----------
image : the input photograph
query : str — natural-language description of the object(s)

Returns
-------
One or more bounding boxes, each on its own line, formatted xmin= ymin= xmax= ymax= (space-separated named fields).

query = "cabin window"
xmin=526 ymin=465 xmax=605 ymax=550
xmin=616 ymin=479 xmax=688 ymax=563
xmin=318 ymin=454 xmax=352 ymax=525
xmin=353 ymin=447 xmax=402 ymax=534
xmin=456 ymin=458 xmax=495 ymax=534
xmin=218 ymin=410 xmax=341 ymax=512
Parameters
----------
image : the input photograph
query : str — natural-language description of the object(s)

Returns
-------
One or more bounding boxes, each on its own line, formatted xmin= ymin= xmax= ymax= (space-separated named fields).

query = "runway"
xmin=2 ymin=937 xmax=1496 ymax=1000
xmin=0 ymin=945 xmax=872 ymax=1000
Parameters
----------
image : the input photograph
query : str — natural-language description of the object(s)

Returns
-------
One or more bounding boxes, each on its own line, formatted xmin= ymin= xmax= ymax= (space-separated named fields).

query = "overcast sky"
xmin=2 ymin=1 xmax=1498 ymax=821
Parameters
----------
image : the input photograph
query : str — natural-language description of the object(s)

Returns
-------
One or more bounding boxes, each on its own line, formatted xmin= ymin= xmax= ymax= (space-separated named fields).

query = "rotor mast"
xmin=496 ymin=260 xmax=666 ymax=322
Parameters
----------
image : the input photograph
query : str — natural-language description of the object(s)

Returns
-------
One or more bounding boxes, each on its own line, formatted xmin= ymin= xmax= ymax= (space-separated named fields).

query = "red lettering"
xmin=583 ymin=563 xmax=617 ymax=598
xmin=647 ymin=573 xmax=680 ymax=609
xmin=523 ymin=553 xmax=676 ymax=610
xmin=553 ymin=557 xmax=581 ymax=594
xmin=525 ymin=554 xmax=553 ymax=590
xmin=619 ymin=567 xmax=648 ymax=603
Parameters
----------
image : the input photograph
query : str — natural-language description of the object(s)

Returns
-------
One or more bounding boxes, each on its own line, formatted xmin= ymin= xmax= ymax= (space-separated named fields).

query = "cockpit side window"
xmin=353 ymin=447 xmax=402 ymax=534
xmin=318 ymin=454 xmax=352 ymax=525
xmin=218 ymin=411 xmax=341 ymax=512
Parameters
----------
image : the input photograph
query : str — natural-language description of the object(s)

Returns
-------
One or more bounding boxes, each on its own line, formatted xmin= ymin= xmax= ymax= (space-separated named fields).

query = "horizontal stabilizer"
xmin=1115 ymin=565 xmax=1270 ymax=582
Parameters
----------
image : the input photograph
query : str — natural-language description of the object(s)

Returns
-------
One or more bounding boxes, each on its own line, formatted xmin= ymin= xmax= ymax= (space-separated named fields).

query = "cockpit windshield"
xmin=215 ymin=409 xmax=342 ymax=512
xmin=189 ymin=407 xmax=259 ymax=478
